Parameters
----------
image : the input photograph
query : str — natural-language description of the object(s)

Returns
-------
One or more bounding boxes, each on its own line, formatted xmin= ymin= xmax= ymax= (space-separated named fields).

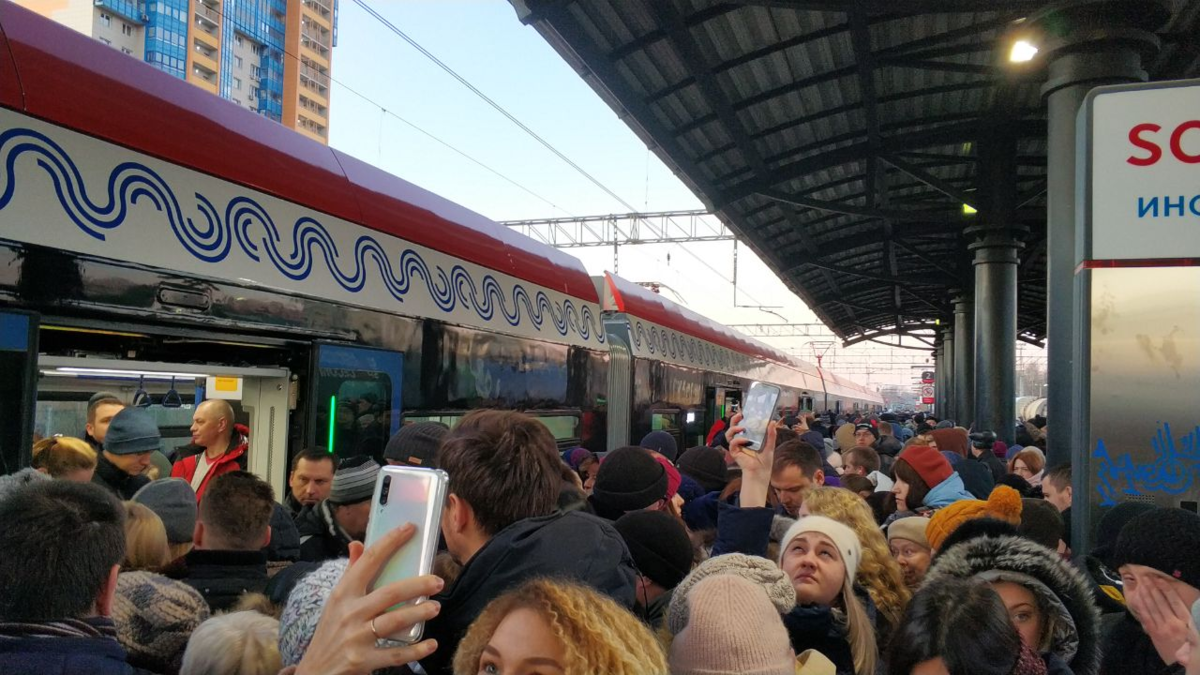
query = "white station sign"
xmin=1090 ymin=81 xmax=1200 ymax=260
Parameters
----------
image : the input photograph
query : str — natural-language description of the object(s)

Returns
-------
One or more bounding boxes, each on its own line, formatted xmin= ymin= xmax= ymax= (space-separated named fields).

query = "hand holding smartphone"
xmin=734 ymin=382 xmax=782 ymax=452
xmin=363 ymin=465 xmax=449 ymax=644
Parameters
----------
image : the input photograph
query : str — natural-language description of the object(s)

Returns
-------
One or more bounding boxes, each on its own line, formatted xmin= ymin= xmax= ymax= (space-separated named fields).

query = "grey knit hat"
xmin=328 ymin=457 xmax=380 ymax=505
xmin=112 ymin=571 xmax=210 ymax=674
xmin=279 ymin=558 xmax=348 ymax=666
xmin=383 ymin=422 xmax=449 ymax=467
xmin=666 ymin=553 xmax=796 ymax=636
xmin=132 ymin=479 xmax=197 ymax=544
xmin=105 ymin=408 xmax=162 ymax=455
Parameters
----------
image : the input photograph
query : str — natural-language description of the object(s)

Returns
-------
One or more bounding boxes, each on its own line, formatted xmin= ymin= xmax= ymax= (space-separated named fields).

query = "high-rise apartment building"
xmin=16 ymin=0 xmax=336 ymax=143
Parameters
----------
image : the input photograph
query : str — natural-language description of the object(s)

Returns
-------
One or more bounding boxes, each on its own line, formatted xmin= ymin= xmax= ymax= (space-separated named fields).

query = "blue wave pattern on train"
xmin=0 ymin=126 xmax=603 ymax=344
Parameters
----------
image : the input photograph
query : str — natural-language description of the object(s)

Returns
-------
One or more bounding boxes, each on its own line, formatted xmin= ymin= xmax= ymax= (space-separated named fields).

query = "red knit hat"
xmin=654 ymin=454 xmax=682 ymax=499
xmin=898 ymin=445 xmax=952 ymax=487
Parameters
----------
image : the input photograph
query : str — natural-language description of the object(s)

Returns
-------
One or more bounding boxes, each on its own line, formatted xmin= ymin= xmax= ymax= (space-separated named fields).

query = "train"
xmin=0 ymin=1 xmax=881 ymax=496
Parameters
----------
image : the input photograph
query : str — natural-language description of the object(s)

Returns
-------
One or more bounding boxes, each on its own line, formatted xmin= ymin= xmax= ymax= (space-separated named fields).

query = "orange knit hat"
xmin=925 ymin=485 xmax=1023 ymax=551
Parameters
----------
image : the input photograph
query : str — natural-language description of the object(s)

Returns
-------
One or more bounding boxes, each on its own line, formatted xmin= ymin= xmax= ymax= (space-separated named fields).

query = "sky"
xmin=325 ymin=0 xmax=1046 ymax=394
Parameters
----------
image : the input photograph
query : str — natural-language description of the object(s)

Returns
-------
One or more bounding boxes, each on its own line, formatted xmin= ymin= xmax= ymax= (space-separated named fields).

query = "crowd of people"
xmin=2 ymin=398 xmax=1198 ymax=675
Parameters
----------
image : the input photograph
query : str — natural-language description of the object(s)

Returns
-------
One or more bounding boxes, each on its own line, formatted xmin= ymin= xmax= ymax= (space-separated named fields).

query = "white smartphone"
xmin=736 ymin=382 xmax=783 ymax=452
xmin=364 ymin=465 xmax=449 ymax=644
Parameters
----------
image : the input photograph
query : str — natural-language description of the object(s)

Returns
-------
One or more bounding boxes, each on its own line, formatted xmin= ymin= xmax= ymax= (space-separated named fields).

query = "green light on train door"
xmin=327 ymin=395 xmax=337 ymax=454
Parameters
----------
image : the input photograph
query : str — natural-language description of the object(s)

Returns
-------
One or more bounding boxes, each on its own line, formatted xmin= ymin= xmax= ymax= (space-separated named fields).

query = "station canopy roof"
xmin=512 ymin=0 xmax=1200 ymax=347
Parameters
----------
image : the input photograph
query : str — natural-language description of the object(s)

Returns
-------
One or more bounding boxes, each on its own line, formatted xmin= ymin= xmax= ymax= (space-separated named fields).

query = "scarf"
xmin=0 ymin=616 xmax=118 ymax=641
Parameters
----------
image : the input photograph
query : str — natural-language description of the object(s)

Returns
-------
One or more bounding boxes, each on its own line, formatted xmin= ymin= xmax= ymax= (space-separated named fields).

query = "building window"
xmin=232 ymin=98 xmax=241 ymax=105
xmin=235 ymin=35 xmax=243 ymax=46
xmin=234 ymin=55 xmax=243 ymax=69
xmin=99 ymin=13 xmax=111 ymax=26
xmin=251 ymin=44 xmax=261 ymax=55
xmin=232 ymin=77 xmax=241 ymax=90
xmin=251 ymin=65 xmax=261 ymax=79
xmin=121 ymin=22 xmax=133 ymax=36
xmin=99 ymin=37 xmax=112 ymax=45
xmin=249 ymin=87 xmax=259 ymax=99
xmin=122 ymin=47 xmax=134 ymax=55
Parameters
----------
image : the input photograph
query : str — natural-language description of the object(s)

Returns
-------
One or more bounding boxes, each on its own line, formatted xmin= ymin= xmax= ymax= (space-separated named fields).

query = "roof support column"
xmin=940 ymin=326 xmax=955 ymax=422
xmin=1037 ymin=0 xmax=1163 ymax=465
xmin=971 ymin=131 xmax=1024 ymax=445
xmin=953 ymin=292 xmax=974 ymax=429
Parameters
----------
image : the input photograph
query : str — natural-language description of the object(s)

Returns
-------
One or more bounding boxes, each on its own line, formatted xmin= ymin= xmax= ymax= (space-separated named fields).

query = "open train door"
xmin=0 ymin=310 xmax=38 ymax=474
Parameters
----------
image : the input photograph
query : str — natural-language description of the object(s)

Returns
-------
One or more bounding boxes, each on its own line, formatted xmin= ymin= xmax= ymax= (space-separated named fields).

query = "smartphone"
xmin=736 ymin=382 xmax=782 ymax=452
xmin=364 ymin=465 xmax=449 ymax=644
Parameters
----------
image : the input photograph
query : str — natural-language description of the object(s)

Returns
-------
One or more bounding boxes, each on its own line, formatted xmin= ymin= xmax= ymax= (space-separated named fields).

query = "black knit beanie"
xmin=1018 ymin=498 xmax=1064 ymax=550
xmin=589 ymin=446 xmax=667 ymax=520
xmin=1113 ymin=507 xmax=1200 ymax=588
xmin=676 ymin=446 xmax=729 ymax=494
xmin=614 ymin=510 xmax=693 ymax=590
xmin=1092 ymin=502 xmax=1157 ymax=567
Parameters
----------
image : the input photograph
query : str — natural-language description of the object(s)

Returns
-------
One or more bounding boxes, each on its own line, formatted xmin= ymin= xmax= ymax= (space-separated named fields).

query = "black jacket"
xmin=784 ymin=604 xmax=856 ymax=675
xmin=419 ymin=510 xmax=637 ymax=675
xmin=295 ymin=500 xmax=354 ymax=563
xmin=970 ymin=449 xmax=1008 ymax=483
xmin=1100 ymin=611 xmax=1184 ymax=675
xmin=91 ymin=453 xmax=150 ymax=501
xmin=180 ymin=549 xmax=269 ymax=612
xmin=0 ymin=618 xmax=157 ymax=675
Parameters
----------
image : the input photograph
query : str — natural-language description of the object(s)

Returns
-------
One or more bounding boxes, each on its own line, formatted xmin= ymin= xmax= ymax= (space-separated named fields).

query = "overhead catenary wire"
xmin=195 ymin=0 xmax=573 ymax=217
xmin=348 ymin=0 xmax=774 ymax=307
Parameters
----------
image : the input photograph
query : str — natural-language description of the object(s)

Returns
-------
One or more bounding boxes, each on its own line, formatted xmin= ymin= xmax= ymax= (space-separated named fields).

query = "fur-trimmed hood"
xmin=923 ymin=533 xmax=1102 ymax=675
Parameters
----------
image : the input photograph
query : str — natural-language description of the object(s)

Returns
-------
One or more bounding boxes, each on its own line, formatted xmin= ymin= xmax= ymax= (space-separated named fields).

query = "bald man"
xmin=171 ymin=399 xmax=249 ymax=501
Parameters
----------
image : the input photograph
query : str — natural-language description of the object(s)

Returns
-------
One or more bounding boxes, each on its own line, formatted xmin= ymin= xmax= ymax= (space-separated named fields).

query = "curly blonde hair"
xmin=452 ymin=578 xmax=667 ymax=675
xmin=802 ymin=486 xmax=911 ymax=628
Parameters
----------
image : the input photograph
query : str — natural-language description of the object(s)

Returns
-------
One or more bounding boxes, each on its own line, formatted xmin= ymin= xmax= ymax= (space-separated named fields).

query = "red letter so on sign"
xmin=1171 ymin=120 xmax=1200 ymax=164
xmin=1127 ymin=123 xmax=1162 ymax=166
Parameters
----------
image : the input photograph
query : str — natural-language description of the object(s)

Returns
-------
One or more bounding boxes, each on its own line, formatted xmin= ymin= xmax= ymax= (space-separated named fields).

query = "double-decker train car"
xmin=0 ymin=1 xmax=880 ymax=496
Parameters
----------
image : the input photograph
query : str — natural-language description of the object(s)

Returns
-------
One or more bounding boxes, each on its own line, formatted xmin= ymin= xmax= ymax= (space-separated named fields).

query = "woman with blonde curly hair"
xmin=453 ymin=578 xmax=667 ymax=675
xmin=798 ymin=486 xmax=911 ymax=632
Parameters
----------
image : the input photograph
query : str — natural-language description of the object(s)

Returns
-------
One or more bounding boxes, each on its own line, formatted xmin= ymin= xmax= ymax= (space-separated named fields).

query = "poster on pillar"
xmin=1076 ymin=79 xmax=1200 ymax=554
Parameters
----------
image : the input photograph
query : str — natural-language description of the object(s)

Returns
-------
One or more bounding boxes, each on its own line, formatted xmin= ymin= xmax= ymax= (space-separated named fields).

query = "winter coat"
xmin=877 ymin=435 xmax=903 ymax=457
xmin=92 ymin=453 xmax=151 ymax=500
xmin=169 ymin=427 xmax=249 ymax=501
xmin=971 ymin=449 xmax=1008 ymax=484
xmin=419 ymin=510 xmax=637 ymax=675
xmin=784 ymin=587 xmax=879 ymax=675
xmin=0 ymin=618 xmax=157 ymax=675
xmin=923 ymin=533 xmax=1101 ymax=675
xmin=179 ymin=548 xmax=269 ymax=612
xmin=923 ymin=472 xmax=975 ymax=509
xmin=1100 ymin=611 xmax=1184 ymax=675
xmin=295 ymin=500 xmax=354 ymax=563
xmin=957 ymin=459 xmax=997 ymax=499
xmin=0 ymin=467 xmax=50 ymax=503
xmin=784 ymin=604 xmax=855 ymax=675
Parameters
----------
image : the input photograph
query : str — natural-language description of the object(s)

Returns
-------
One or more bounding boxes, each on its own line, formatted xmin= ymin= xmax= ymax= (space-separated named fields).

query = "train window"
xmin=311 ymin=344 xmax=402 ymax=462
xmin=403 ymin=414 xmax=463 ymax=430
xmin=651 ymin=412 xmax=679 ymax=432
xmin=534 ymin=415 xmax=578 ymax=441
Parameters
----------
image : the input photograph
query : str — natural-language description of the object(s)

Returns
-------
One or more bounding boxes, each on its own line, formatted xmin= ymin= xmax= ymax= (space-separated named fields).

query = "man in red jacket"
xmin=171 ymin=399 xmax=248 ymax=502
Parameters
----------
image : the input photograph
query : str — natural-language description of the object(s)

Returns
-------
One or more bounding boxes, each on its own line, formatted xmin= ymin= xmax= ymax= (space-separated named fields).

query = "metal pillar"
xmin=940 ymin=326 xmax=955 ymax=422
xmin=953 ymin=293 xmax=974 ymax=428
xmin=1037 ymin=0 xmax=1164 ymax=466
xmin=972 ymin=131 xmax=1023 ymax=445
xmin=932 ymin=343 xmax=944 ymax=416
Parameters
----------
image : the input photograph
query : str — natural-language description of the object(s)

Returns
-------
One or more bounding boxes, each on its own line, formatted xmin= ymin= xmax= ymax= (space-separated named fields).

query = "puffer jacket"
xmin=419 ymin=510 xmax=637 ymax=675
xmin=923 ymin=533 xmax=1102 ymax=675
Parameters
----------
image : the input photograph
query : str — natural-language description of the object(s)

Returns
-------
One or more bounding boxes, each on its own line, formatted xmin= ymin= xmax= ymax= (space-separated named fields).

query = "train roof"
xmin=603 ymin=272 xmax=795 ymax=364
xmin=0 ymin=0 xmax=598 ymax=305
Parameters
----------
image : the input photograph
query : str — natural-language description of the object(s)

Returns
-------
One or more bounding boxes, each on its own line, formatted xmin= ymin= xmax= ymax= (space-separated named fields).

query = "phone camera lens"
xmin=380 ymin=475 xmax=390 ymax=505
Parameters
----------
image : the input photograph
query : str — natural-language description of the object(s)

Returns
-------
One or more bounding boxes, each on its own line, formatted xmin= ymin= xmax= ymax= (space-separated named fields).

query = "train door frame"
xmin=36 ymin=356 xmax=291 ymax=497
xmin=307 ymin=342 xmax=404 ymax=463
xmin=0 ymin=310 xmax=39 ymax=474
